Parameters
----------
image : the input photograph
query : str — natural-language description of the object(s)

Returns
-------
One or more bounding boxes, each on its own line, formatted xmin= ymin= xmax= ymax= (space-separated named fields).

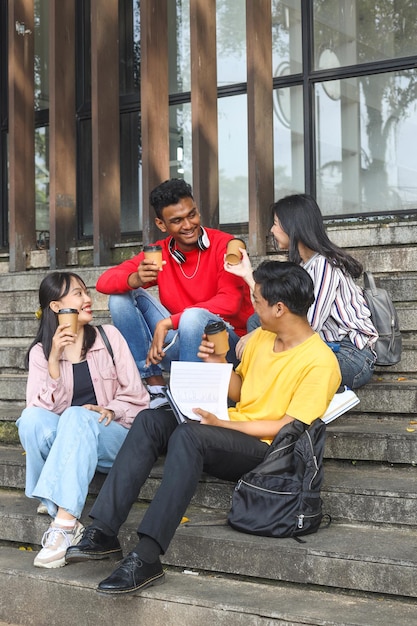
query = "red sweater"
xmin=96 ymin=228 xmax=254 ymax=336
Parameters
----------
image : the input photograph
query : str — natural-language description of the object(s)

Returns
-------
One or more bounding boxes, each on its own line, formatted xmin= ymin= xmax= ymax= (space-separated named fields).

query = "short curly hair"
xmin=149 ymin=178 xmax=194 ymax=218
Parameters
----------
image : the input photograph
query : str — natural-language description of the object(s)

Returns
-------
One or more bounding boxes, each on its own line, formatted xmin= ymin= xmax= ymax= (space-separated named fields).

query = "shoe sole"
xmin=34 ymin=555 xmax=66 ymax=569
xmin=97 ymin=571 xmax=165 ymax=595
xmin=65 ymin=548 xmax=123 ymax=564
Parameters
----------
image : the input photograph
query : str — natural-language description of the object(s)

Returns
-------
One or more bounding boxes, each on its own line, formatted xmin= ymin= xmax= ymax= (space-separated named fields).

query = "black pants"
xmin=89 ymin=408 xmax=269 ymax=553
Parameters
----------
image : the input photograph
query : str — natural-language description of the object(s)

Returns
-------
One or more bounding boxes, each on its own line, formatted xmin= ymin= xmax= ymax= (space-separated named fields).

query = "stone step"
xmin=0 ymin=491 xmax=416 ymax=600
xmin=1 ymin=546 xmax=415 ymax=626
xmin=1 ymin=443 xmax=416 ymax=527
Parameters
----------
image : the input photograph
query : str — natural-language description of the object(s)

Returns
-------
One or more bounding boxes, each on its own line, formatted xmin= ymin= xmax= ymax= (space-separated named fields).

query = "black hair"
xmin=24 ymin=272 xmax=96 ymax=369
xmin=149 ymin=178 xmax=194 ymax=219
xmin=272 ymin=194 xmax=363 ymax=278
xmin=253 ymin=260 xmax=315 ymax=316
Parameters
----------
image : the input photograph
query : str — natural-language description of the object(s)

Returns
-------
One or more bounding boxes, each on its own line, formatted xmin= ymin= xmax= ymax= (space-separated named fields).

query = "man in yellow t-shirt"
xmin=66 ymin=261 xmax=341 ymax=595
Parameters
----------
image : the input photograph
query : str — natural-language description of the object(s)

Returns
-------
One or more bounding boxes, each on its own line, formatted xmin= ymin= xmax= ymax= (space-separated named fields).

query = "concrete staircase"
xmin=0 ymin=221 xmax=417 ymax=625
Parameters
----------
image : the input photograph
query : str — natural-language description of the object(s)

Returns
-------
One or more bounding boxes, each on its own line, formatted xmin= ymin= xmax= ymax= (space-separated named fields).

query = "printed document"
xmin=165 ymin=361 xmax=233 ymax=422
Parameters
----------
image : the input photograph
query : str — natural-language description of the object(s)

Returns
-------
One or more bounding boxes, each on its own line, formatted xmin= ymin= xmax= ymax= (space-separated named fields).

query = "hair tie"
xmin=35 ymin=307 xmax=42 ymax=320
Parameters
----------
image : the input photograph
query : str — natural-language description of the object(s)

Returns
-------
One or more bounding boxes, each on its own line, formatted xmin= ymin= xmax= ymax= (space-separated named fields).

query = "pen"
xmin=163 ymin=333 xmax=178 ymax=352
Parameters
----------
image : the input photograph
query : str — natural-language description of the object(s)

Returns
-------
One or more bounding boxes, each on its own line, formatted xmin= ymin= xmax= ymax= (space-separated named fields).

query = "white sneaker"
xmin=322 ymin=386 xmax=360 ymax=424
xmin=37 ymin=503 xmax=49 ymax=515
xmin=147 ymin=385 xmax=170 ymax=409
xmin=34 ymin=521 xmax=84 ymax=569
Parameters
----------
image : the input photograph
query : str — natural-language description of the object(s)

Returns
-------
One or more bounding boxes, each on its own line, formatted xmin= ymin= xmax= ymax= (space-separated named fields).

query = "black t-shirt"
xmin=71 ymin=360 xmax=97 ymax=406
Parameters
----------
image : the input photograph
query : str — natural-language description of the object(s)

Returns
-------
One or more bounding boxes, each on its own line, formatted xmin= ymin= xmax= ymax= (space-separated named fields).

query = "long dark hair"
xmin=272 ymin=194 xmax=363 ymax=278
xmin=25 ymin=272 xmax=96 ymax=369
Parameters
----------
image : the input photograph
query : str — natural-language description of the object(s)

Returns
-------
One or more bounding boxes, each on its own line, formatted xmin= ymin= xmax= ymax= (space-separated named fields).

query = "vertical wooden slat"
xmin=8 ymin=0 xmax=35 ymax=271
xmin=91 ymin=0 xmax=121 ymax=266
xmin=140 ymin=0 xmax=169 ymax=243
xmin=190 ymin=0 xmax=218 ymax=227
xmin=246 ymin=0 xmax=273 ymax=256
xmin=49 ymin=0 xmax=76 ymax=269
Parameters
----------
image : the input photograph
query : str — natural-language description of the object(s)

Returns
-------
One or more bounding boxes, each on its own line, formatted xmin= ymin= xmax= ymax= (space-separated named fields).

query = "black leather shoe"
xmin=65 ymin=526 xmax=122 ymax=563
xmin=97 ymin=551 xmax=165 ymax=595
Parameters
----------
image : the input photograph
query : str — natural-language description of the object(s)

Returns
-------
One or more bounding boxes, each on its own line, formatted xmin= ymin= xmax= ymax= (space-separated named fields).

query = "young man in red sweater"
xmin=96 ymin=178 xmax=253 ymax=405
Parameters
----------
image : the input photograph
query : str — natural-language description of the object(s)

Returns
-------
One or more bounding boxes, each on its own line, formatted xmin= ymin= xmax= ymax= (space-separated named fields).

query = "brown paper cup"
xmin=225 ymin=238 xmax=246 ymax=265
xmin=143 ymin=245 xmax=163 ymax=269
xmin=209 ymin=329 xmax=230 ymax=355
xmin=58 ymin=309 xmax=79 ymax=333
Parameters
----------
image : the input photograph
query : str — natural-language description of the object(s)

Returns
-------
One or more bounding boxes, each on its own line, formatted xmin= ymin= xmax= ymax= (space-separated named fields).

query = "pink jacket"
xmin=26 ymin=324 xmax=149 ymax=429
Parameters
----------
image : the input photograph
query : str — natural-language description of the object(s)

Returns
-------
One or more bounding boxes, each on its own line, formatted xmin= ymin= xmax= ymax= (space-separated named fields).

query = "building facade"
xmin=0 ymin=0 xmax=416 ymax=271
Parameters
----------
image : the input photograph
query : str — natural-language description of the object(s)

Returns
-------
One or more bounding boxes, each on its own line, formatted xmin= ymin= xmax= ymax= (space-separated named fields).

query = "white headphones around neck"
xmin=168 ymin=227 xmax=210 ymax=264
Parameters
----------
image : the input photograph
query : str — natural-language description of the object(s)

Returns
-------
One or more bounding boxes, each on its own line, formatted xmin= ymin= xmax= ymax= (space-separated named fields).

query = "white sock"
xmin=54 ymin=517 xmax=77 ymax=528
xmin=148 ymin=385 xmax=165 ymax=394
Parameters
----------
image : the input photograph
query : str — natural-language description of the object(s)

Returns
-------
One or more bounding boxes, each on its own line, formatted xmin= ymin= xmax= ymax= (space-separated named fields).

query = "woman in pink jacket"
xmin=17 ymin=272 xmax=149 ymax=569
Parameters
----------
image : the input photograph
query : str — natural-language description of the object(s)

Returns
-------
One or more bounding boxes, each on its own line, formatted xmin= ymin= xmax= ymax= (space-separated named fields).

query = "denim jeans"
xmin=246 ymin=313 xmax=375 ymax=389
xmin=90 ymin=408 xmax=268 ymax=553
xmin=108 ymin=289 xmax=240 ymax=379
xmin=17 ymin=406 xmax=129 ymax=519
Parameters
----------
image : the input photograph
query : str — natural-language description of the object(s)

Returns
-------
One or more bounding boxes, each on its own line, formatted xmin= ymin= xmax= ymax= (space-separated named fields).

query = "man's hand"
xmin=146 ymin=318 xmax=173 ymax=365
xmin=192 ymin=408 xmax=222 ymax=426
xmin=197 ymin=335 xmax=228 ymax=363
xmin=128 ymin=258 xmax=166 ymax=289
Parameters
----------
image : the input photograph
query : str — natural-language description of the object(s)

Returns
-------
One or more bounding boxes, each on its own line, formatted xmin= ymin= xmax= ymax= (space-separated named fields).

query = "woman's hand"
xmin=48 ymin=323 xmax=77 ymax=378
xmin=224 ymin=249 xmax=254 ymax=290
xmin=83 ymin=404 xmax=115 ymax=426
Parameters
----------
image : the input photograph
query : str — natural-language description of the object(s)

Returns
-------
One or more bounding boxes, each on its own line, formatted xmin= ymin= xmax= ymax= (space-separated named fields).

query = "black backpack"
xmin=362 ymin=271 xmax=402 ymax=366
xmin=228 ymin=418 xmax=327 ymax=539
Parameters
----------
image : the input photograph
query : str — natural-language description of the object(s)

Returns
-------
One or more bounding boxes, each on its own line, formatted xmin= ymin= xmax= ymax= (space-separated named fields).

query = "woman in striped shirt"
xmin=226 ymin=194 xmax=378 ymax=389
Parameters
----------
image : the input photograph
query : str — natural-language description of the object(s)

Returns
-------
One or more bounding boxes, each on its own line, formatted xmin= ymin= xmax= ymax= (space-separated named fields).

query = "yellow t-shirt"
xmin=228 ymin=329 xmax=341 ymax=426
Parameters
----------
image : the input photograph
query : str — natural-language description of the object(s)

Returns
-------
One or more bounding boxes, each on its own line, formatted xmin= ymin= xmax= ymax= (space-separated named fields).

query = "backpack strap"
xmin=363 ymin=271 xmax=378 ymax=295
xmin=97 ymin=325 xmax=115 ymax=366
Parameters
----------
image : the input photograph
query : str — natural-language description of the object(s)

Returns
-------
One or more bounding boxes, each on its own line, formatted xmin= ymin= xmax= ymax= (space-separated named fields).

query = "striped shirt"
xmin=302 ymin=254 xmax=378 ymax=350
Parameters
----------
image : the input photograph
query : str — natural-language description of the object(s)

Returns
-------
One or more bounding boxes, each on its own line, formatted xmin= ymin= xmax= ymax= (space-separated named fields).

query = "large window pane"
xmin=273 ymin=84 xmax=304 ymax=198
xmin=313 ymin=0 xmax=417 ymax=69
xmin=168 ymin=0 xmax=190 ymax=94
xmin=119 ymin=0 xmax=140 ymax=96
xmin=34 ymin=0 xmax=49 ymax=110
xmin=315 ymin=69 xmax=417 ymax=215
xmin=35 ymin=126 xmax=49 ymax=243
xmin=169 ymin=102 xmax=192 ymax=182
xmin=272 ymin=0 xmax=302 ymax=77
xmin=120 ymin=111 xmax=142 ymax=232
xmin=217 ymin=0 xmax=246 ymax=86
xmin=218 ymin=95 xmax=248 ymax=223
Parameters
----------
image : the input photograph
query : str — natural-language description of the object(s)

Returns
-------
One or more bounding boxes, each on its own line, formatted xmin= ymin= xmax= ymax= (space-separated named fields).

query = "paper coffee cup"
xmin=204 ymin=320 xmax=230 ymax=355
xmin=143 ymin=244 xmax=163 ymax=269
xmin=225 ymin=238 xmax=246 ymax=265
xmin=58 ymin=308 xmax=79 ymax=333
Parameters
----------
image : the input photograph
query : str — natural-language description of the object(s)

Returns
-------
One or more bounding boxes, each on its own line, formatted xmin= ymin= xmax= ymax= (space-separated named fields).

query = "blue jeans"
xmin=246 ymin=313 xmax=375 ymax=389
xmin=108 ymin=290 xmax=240 ymax=379
xmin=17 ymin=406 xmax=129 ymax=519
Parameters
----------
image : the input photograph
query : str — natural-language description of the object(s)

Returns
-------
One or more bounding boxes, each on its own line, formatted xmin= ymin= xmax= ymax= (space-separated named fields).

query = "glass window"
xmin=168 ymin=0 xmax=191 ymax=94
xmin=35 ymin=126 xmax=49 ymax=241
xmin=217 ymin=0 xmax=246 ymax=86
xmin=218 ymin=94 xmax=248 ymax=223
xmin=313 ymin=0 xmax=417 ymax=69
xmin=169 ymin=102 xmax=192 ymax=182
xmin=120 ymin=111 xmax=142 ymax=232
xmin=272 ymin=0 xmax=302 ymax=77
xmin=120 ymin=0 xmax=141 ymax=96
xmin=315 ymin=69 xmax=417 ymax=215
xmin=273 ymin=84 xmax=304 ymax=198
xmin=34 ymin=0 xmax=49 ymax=110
